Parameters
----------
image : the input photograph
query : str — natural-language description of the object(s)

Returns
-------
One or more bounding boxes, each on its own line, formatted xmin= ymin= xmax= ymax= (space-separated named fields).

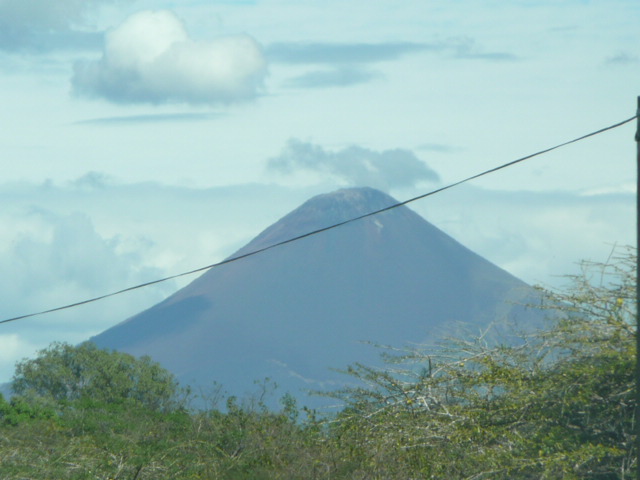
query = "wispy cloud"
xmin=0 ymin=0 xmax=116 ymax=52
xmin=605 ymin=52 xmax=639 ymax=65
xmin=269 ymin=38 xmax=518 ymax=89
xmin=72 ymin=10 xmax=267 ymax=105
xmin=284 ymin=66 xmax=380 ymax=88
xmin=266 ymin=41 xmax=435 ymax=64
xmin=267 ymin=38 xmax=518 ymax=65
xmin=73 ymin=112 xmax=224 ymax=126
xmin=267 ymin=139 xmax=440 ymax=191
xmin=417 ymin=143 xmax=461 ymax=154
xmin=448 ymin=37 xmax=519 ymax=61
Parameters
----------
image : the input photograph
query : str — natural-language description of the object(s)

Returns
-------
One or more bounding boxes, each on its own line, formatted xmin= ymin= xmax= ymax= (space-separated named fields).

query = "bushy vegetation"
xmin=0 ymin=250 xmax=636 ymax=479
xmin=327 ymin=249 xmax=636 ymax=479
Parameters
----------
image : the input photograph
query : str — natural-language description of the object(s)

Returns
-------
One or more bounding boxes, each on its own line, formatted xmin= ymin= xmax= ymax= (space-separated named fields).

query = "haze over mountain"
xmin=91 ymin=187 xmax=542 ymax=406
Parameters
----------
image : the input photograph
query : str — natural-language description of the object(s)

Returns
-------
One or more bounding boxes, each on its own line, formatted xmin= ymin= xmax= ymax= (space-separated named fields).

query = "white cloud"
xmin=72 ymin=10 xmax=268 ymax=105
xmin=0 ymin=209 xmax=169 ymax=319
xmin=0 ymin=334 xmax=38 ymax=382
xmin=0 ymin=197 xmax=180 ymax=383
xmin=0 ymin=334 xmax=25 ymax=361
xmin=268 ymin=139 xmax=440 ymax=191
xmin=0 ymin=179 xmax=316 ymax=313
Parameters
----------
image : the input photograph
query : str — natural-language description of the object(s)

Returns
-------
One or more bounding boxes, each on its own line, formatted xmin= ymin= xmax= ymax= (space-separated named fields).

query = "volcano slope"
xmin=91 ymin=187 xmax=543 ymax=407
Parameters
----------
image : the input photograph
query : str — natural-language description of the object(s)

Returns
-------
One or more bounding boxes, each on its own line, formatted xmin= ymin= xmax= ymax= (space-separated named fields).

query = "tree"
xmin=12 ymin=342 xmax=180 ymax=412
xmin=329 ymin=247 xmax=636 ymax=479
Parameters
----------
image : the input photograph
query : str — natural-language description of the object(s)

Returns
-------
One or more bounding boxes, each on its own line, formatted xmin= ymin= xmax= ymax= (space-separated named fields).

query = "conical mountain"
xmin=91 ymin=187 xmax=539 ymax=405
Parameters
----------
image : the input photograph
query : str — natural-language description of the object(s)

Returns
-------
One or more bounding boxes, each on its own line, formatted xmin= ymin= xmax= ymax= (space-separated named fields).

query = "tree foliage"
xmin=11 ymin=341 xmax=180 ymax=412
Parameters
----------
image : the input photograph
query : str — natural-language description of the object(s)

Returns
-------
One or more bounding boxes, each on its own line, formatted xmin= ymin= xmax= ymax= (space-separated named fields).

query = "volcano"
xmin=91 ymin=187 xmax=540 ymax=406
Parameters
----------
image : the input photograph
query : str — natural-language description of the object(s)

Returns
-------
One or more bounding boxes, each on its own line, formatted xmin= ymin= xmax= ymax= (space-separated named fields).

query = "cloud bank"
xmin=0 ymin=204 xmax=173 ymax=380
xmin=0 ymin=208 xmax=167 ymax=319
xmin=415 ymin=185 xmax=635 ymax=288
xmin=268 ymin=39 xmax=517 ymax=89
xmin=268 ymin=139 xmax=440 ymax=190
xmin=72 ymin=10 xmax=267 ymax=105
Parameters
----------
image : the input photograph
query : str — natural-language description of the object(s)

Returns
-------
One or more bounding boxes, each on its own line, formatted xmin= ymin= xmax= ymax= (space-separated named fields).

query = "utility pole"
xmin=636 ymin=95 xmax=640 ymax=480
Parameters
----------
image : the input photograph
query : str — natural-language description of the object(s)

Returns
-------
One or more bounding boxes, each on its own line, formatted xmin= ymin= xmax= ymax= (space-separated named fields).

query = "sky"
xmin=0 ymin=0 xmax=639 ymax=383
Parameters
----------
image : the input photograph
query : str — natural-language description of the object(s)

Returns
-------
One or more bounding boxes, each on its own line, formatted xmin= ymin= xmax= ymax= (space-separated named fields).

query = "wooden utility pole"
xmin=636 ymin=95 xmax=640 ymax=480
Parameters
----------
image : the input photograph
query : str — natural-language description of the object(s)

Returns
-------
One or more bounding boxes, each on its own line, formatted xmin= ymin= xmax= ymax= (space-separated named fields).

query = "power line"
xmin=1 ymin=114 xmax=637 ymax=326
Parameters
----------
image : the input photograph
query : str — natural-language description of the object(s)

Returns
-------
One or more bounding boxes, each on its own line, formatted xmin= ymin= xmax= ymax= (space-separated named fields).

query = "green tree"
xmin=12 ymin=341 xmax=180 ymax=412
xmin=0 ymin=393 xmax=55 ymax=426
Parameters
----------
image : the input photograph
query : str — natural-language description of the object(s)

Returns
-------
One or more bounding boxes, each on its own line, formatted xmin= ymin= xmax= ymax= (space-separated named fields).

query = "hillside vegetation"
xmin=0 ymin=250 xmax=636 ymax=479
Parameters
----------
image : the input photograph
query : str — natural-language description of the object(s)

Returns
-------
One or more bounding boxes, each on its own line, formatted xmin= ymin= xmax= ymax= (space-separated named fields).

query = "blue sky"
xmin=0 ymin=0 xmax=638 ymax=382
